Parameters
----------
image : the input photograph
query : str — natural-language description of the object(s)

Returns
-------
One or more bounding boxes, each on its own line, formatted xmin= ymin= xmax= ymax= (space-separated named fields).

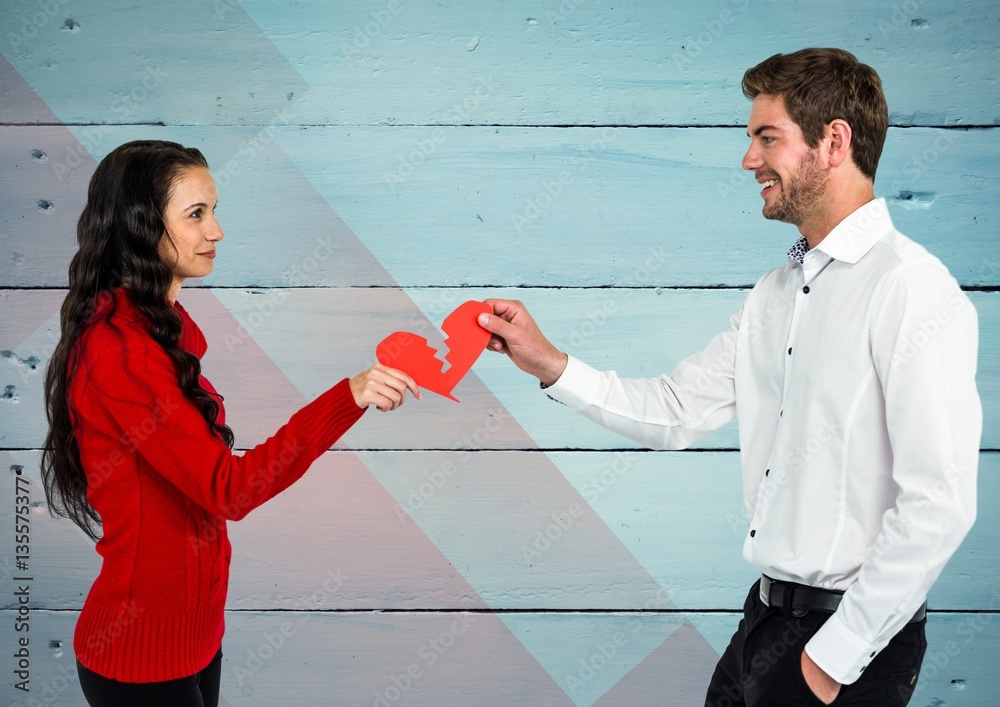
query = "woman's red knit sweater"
xmin=68 ymin=288 xmax=365 ymax=682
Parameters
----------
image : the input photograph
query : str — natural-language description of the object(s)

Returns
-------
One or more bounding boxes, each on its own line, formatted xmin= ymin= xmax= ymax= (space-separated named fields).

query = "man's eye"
xmin=762 ymin=137 xmax=775 ymax=145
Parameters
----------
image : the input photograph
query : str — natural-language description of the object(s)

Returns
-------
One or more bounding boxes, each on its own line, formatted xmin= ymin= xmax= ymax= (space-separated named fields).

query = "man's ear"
xmin=826 ymin=118 xmax=853 ymax=169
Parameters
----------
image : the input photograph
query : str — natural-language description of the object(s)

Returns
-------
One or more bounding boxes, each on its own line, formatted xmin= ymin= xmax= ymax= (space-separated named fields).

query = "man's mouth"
xmin=760 ymin=178 xmax=779 ymax=196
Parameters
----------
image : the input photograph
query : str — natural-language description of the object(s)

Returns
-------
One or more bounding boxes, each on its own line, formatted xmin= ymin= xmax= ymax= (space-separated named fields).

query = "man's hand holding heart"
xmin=476 ymin=299 xmax=568 ymax=387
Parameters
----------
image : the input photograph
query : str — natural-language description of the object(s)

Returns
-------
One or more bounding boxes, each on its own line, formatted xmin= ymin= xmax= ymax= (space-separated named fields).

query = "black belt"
xmin=760 ymin=575 xmax=926 ymax=623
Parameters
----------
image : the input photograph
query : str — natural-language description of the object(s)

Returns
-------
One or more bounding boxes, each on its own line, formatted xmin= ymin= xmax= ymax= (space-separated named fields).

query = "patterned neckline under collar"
xmin=787 ymin=236 xmax=809 ymax=265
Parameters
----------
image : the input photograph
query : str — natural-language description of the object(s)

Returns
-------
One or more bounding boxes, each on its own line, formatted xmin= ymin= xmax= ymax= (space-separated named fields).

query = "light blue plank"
xmin=547 ymin=451 xmax=1000 ymax=612
xmin=3 ymin=289 xmax=998 ymax=450
xmin=0 ymin=293 xmax=62 ymax=450
xmin=6 ymin=447 xmax=996 ymax=612
xmin=933 ymin=449 xmax=1000 ymax=609
xmin=241 ymin=0 xmax=1000 ymax=127
xmin=202 ymin=286 xmax=751 ymax=451
xmin=0 ymin=0 xmax=307 ymax=126
xmin=4 ymin=0 xmax=999 ymax=126
xmin=3 ymin=125 xmax=998 ymax=288
xmin=409 ymin=288 xmax=1000 ymax=452
xmin=355 ymin=450 xmax=666 ymax=610
xmin=0 ymin=125 xmax=91 ymax=288
xmin=498 ymin=613 xmax=715 ymax=706
xmin=0 ymin=610 xmax=574 ymax=706
xmin=3 ymin=610 xmax=998 ymax=706
xmin=273 ymin=125 xmax=1000 ymax=288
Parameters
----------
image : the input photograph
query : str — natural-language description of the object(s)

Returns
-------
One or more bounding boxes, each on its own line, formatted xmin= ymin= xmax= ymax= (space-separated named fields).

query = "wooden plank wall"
xmin=2 ymin=1 xmax=998 ymax=705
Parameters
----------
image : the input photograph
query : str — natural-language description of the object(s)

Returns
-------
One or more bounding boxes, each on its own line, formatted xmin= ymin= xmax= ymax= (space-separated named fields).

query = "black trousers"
xmin=705 ymin=581 xmax=926 ymax=706
xmin=77 ymin=648 xmax=222 ymax=707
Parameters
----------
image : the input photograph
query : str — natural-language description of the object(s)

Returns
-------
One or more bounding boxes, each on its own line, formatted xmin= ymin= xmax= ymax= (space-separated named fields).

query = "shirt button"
xmin=870 ymin=651 xmax=876 ymax=657
xmin=779 ymin=410 xmax=783 ymax=417
xmin=802 ymin=285 xmax=810 ymax=294
xmin=787 ymin=347 xmax=792 ymax=355
xmin=750 ymin=530 xmax=756 ymax=537
xmin=765 ymin=469 xmax=770 ymax=476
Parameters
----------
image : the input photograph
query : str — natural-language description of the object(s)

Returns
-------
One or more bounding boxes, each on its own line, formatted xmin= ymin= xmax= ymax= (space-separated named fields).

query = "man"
xmin=477 ymin=48 xmax=980 ymax=705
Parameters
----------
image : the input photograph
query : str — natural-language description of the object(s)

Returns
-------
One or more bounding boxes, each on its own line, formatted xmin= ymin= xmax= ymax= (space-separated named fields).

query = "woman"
xmin=41 ymin=140 xmax=418 ymax=706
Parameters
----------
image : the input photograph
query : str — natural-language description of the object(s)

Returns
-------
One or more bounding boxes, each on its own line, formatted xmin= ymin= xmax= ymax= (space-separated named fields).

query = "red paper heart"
xmin=376 ymin=300 xmax=492 ymax=402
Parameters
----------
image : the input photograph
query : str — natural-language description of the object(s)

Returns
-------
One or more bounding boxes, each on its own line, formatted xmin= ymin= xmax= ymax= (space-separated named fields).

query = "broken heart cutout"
xmin=376 ymin=300 xmax=492 ymax=402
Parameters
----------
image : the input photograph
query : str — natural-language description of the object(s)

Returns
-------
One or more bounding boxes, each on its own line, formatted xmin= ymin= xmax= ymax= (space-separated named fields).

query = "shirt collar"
xmin=786 ymin=236 xmax=809 ymax=266
xmin=785 ymin=198 xmax=894 ymax=268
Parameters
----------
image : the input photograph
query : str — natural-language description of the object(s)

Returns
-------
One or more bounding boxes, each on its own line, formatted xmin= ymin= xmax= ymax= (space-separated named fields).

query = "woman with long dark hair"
xmin=41 ymin=139 xmax=419 ymax=706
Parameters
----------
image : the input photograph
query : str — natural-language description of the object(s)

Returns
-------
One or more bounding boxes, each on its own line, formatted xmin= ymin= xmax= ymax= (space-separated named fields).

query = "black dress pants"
xmin=77 ymin=648 xmax=222 ymax=707
xmin=705 ymin=581 xmax=926 ymax=706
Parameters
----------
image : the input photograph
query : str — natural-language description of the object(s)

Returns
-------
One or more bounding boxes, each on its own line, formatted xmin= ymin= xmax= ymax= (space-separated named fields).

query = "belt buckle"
xmin=770 ymin=578 xmax=808 ymax=618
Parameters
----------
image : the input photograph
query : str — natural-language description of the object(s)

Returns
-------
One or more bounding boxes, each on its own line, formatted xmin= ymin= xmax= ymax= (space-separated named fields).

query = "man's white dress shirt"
xmin=545 ymin=198 xmax=981 ymax=684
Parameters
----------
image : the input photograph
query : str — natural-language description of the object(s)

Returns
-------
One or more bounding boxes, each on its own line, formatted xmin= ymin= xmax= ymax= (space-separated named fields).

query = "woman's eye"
xmin=191 ymin=209 xmax=202 ymax=218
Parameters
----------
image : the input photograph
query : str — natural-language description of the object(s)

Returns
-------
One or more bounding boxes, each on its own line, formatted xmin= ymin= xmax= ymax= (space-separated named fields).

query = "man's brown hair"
xmin=742 ymin=48 xmax=889 ymax=181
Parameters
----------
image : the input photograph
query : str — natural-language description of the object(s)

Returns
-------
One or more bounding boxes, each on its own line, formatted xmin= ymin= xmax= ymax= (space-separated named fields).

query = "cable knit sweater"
xmin=68 ymin=287 xmax=365 ymax=682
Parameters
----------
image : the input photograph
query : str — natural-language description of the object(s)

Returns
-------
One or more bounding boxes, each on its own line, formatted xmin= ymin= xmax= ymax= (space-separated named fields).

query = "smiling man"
xmin=477 ymin=48 xmax=981 ymax=705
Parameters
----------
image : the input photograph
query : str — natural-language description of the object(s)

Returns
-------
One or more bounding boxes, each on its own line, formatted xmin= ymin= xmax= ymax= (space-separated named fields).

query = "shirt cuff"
xmin=804 ymin=612 xmax=879 ymax=685
xmin=542 ymin=355 xmax=604 ymax=410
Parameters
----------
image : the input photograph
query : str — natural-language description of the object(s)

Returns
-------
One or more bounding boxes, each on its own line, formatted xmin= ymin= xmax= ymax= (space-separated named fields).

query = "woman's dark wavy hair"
xmin=42 ymin=140 xmax=234 ymax=540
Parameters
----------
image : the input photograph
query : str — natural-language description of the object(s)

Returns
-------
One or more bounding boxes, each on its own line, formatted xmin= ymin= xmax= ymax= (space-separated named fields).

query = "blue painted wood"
xmin=5 ymin=448 xmax=996 ymax=612
xmin=274 ymin=125 xmax=1000 ymax=288
xmin=0 ymin=0 xmax=307 ymax=126
xmin=3 ymin=125 xmax=998 ymax=287
xmin=3 ymin=288 xmax=997 ymax=449
xmin=2 ymin=0 xmax=998 ymax=126
xmin=3 ymin=610 xmax=998 ymax=706
xmin=2 ymin=0 xmax=997 ymax=700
